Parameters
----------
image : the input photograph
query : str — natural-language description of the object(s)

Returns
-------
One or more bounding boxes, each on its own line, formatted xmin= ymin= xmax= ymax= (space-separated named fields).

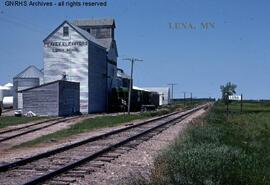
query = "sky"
xmin=0 ymin=0 xmax=269 ymax=99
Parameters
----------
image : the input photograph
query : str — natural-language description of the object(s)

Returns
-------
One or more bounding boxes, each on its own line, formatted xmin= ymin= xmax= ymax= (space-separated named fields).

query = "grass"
xmin=129 ymin=101 xmax=270 ymax=185
xmin=19 ymin=114 xmax=153 ymax=147
xmin=17 ymin=103 xmax=197 ymax=147
xmin=0 ymin=116 xmax=47 ymax=129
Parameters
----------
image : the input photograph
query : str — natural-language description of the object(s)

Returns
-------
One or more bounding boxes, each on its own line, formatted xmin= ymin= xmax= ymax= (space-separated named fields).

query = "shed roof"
xmin=143 ymin=87 xmax=170 ymax=94
xmin=73 ymin=19 xmax=115 ymax=27
xmin=18 ymin=80 xmax=79 ymax=92
xmin=14 ymin=65 xmax=44 ymax=79
xmin=133 ymin=86 xmax=150 ymax=92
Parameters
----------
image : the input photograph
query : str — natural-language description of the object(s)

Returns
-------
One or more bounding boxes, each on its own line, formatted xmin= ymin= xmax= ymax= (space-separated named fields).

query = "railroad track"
xmin=0 ymin=104 xmax=208 ymax=185
xmin=0 ymin=112 xmax=140 ymax=143
xmin=0 ymin=116 xmax=81 ymax=143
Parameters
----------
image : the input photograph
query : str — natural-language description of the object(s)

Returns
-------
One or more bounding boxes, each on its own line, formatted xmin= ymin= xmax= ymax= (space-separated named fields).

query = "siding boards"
xmin=22 ymin=81 xmax=80 ymax=116
xmin=88 ymin=42 xmax=107 ymax=113
xmin=13 ymin=78 xmax=40 ymax=109
xmin=23 ymin=82 xmax=59 ymax=116
xmin=59 ymin=81 xmax=80 ymax=116
xmin=43 ymin=22 xmax=109 ymax=113
xmin=44 ymin=23 xmax=89 ymax=113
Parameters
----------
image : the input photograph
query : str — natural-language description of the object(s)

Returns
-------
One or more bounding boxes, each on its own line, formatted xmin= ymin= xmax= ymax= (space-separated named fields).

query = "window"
xmin=86 ymin=28 xmax=90 ymax=33
xmin=63 ymin=26 xmax=69 ymax=37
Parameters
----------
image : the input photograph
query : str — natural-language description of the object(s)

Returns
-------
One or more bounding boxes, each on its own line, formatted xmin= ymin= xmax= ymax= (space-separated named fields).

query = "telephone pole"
xmin=184 ymin=92 xmax=186 ymax=106
xmin=181 ymin=91 xmax=192 ymax=106
xmin=168 ymin=83 xmax=177 ymax=104
xmin=123 ymin=57 xmax=143 ymax=115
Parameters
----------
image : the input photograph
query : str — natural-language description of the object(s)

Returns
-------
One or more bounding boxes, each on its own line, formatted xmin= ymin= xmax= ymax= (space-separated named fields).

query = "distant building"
xmin=13 ymin=65 xmax=44 ymax=110
xmin=0 ymin=83 xmax=13 ymax=109
xmin=143 ymin=87 xmax=171 ymax=105
xmin=116 ymin=68 xmax=131 ymax=88
xmin=43 ymin=19 xmax=118 ymax=113
xmin=19 ymin=80 xmax=80 ymax=116
xmin=133 ymin=86 xmax=150 ymax=92
xmin=0 ymin=83 xmax=13 ymax=102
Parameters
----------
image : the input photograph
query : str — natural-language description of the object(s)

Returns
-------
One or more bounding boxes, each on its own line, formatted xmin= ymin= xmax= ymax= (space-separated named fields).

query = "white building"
xmin=143 ymin=87 xmax=171 ymax=105
xmin=43 ymin=19 xmax=118 ymax=113
xmin=0 ymin=83 xmax=13 ymax=103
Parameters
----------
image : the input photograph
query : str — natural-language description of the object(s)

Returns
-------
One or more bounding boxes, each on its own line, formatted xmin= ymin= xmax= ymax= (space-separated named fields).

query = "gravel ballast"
xmin=74 ymin=108 xmax=206 ymax=185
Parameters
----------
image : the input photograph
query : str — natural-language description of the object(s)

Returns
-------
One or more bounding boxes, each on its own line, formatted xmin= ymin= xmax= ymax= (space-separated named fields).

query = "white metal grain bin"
xmin=0 ymin=86 xmax=10 ymax=101
xmin=4 ymin=83 xmax=13 ymax=89
xmin=13 ymin=66 xmax=44 ymax=110
xmin=3 ymin=96 xmax=13 ymax=109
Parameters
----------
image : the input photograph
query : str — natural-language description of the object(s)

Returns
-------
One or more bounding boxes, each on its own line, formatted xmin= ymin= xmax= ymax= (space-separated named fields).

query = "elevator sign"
xmin=44 ymin=41 xmax=88 ymax=53
xmin=229 ymin=95 xmax=241 ymax=101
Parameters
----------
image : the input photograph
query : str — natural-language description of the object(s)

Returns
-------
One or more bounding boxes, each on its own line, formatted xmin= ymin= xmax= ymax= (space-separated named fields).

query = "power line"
xmin=1 ymin=10 xmax=44 ymax=27
xmin=123 ymin=57 xmax=143 ymax=115
xmin=0 ymin=14 xmax=46 ymax=35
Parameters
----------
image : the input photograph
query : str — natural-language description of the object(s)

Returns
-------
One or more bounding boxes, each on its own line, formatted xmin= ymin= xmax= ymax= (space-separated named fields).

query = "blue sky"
xmin=0 ymin=0 xmax=269 ymax=99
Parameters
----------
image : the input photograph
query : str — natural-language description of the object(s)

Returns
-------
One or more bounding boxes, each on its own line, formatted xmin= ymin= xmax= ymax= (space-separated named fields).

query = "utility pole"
xmin=184 ymin=92 xmax=186 ymax=106
xmin=181 ymin=91 xmax=193 ymax=106
xmin=168 ymin=83 xmax=177 ymax=104
xmin=123 ymin=57 xmax=143 ymax=115
xmin=182 ymin=91 xmax=192 ymax=107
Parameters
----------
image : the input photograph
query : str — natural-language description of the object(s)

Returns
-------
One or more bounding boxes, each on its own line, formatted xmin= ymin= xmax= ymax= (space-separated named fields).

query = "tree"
xmin=220 ymin=82 xmax=237 ymax=105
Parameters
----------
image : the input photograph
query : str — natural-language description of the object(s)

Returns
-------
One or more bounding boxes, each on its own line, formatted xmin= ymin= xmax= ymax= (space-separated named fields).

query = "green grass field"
xmin=129 ymin=101 xmax=270 ymax=185
xmin=0 ymin=116 xmax=47 ymax=129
